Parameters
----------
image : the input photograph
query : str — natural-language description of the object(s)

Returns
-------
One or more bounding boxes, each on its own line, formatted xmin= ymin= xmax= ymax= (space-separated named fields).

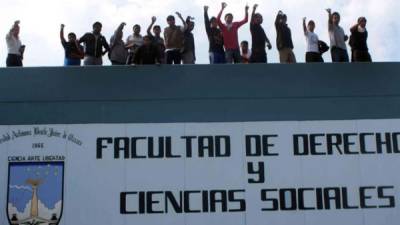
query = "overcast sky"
xmin=0 ymin=0 xmax=398 ymax=67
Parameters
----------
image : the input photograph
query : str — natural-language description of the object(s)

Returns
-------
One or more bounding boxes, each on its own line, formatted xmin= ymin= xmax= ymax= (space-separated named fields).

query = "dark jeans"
xmin=331 ymin=47 xmax=349 ymax=62
xmin=353 ymin=50 xmax=372 ymax=62
xmin=64 ymin=58 xmax=81 ymax=66
xmin=6 ymin=54 xmax=23 ymax=67
xmin=225 ymin=49 xmax=241 ymax=64
xmin=306 ymin=52 xmax=324 ymax=63
xmin=166 ymin=49 xmax=182 ymax=64
xmin=250 ymin=49 xmax=267 ymax=63
xmin=209 ymin=52 xmax=226 ymax=64
xmin=111 ymin=60 xmax=126 ymax=65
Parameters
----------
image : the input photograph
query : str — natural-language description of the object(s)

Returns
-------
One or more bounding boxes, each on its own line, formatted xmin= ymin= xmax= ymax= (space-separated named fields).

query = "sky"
xmin=0 ymin=0 xmax=399 ymax=67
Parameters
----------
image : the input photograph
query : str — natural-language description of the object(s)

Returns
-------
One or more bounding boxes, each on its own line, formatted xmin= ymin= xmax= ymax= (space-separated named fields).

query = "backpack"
xmin=318 ymin=40 xmax=329 ymax=54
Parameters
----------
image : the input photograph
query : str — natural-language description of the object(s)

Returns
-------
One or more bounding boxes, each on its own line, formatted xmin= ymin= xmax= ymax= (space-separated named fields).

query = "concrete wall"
xmin=0 ymin=63 xmax=399 ymax=125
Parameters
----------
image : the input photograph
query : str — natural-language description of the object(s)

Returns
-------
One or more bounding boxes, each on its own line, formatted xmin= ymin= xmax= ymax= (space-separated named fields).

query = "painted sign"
xmin=1 ymin=120 xmax=399 ymax=225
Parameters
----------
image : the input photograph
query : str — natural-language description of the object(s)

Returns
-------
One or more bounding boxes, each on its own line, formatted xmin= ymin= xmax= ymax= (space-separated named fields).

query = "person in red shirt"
xmin=217 ymin=2 xmax=249 ymax=64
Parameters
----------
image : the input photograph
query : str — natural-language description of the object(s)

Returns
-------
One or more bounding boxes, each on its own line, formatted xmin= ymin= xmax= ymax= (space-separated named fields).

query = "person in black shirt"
xmin=134 ymin=35 xmax=161 ymax=65
xmin=182 ymin=17 xmax=196 ymax=64
xmin=60 ymin=24 xmax=84 ymax=66
xmin=147 ymin=16 xmax=166 ymax=63
xmin=350 ymin=17 xmax=371 ymax=62
xmin=78 ymin=22 xmax=110 ymax=66
xmin=275 ymin=10 xmax=296 ymax=63
xmin=204 ymin=5 xmax=225 ymax=64
xmin=250 ymin=4 xmax=272 ymax=63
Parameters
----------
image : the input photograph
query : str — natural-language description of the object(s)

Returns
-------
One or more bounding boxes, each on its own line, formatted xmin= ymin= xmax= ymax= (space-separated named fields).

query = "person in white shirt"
xmin=303 ymin=17 xmax=323 ymax=63
xmin=240 ymin=40 xmax=252 ymax=63
xmin=126 ymin=24 xmax=143 ymax=64
xmin=6 ymin=20 xmax=25 ymax=67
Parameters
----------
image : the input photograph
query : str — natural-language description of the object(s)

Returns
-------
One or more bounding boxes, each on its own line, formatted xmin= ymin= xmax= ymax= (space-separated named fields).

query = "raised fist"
xmin=204 ymin=6 xmax=209 ymax=11
xmin=222 ymin=2 xmax=227 ymax=9
xmin=151 ymin=16 xmax=156 ymax=22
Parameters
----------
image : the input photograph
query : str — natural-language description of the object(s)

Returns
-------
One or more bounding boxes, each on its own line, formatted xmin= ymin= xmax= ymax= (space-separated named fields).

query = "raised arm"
xmin=7 ymin=20 xmax=20 ymax=39
xmin=275 ymin=11 xmax=283 ymax=29
xmin=175 ymin=12 xmax=187 ymax=30
xmin=251 ymin=4 xmax=258 ymax=24
xmin=60 ymin=24 xmax=66 ymax=43
xmin=326 ymin=8 xmax=333 ymax=30
xmin=236 ymin=4 xmax=249 ymax=28
xmin=217 ymin=2 xmax=227 ymax=29
xmin=302 ymin=17 xmax=307 ymax=35
xmin=204 ymin=6 xmax=211 ymax=35
xmin=147 ymin=17 xmax=156 ymax=36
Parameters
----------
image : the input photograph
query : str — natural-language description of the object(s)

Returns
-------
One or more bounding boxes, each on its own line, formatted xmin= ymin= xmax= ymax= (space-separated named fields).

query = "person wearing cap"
xmin=78 ymin=21 xmax=110 ymax=66
xmin=6 ymin=20 xmax=24 ymax=67
xmin=217 ymin=2 xmax=249 ymax=64
xmin=204 ymin=5 xmax=225 ymax=64
xmin=349 ymin=17 xmax=371 ymax=62
xmin=164 ymin=12 xmax=187 ymax=64
xmin=275 ymin=10 xmax=296 ymax=63
xmin=326 ymin=8 xmax=349 ymax=62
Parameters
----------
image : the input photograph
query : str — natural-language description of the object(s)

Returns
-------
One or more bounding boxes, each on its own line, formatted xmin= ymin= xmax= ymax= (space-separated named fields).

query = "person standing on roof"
xmin=147 ymin=16 xmax=166 ymax=64
xmin=326 ymin=8 xmax=349 ymax=62
xmin=204 ymin=5 xmax=225 ymax=64
xmin=78 ymin=22 xmax=110 ymax=66
xmin=217 ymin=2 xmax=249 ymax=64
xmin=275 ymin=10 xmax=296 ymax=63
xmin=60 ymin=24 xmax=84 ymax=66
xmin=164 ymin=12 xmax=187 ymax=64
xmin=182 ymin=16 xmax=196 ymax=64
xmin=109 ymin=22 xmax=128 ymax=65
xmin=126 ymin=24 xmax=143 ymax=65
xmin=6 ymin=20 xmax=25 ymax=67
xmin=250 ymin=4 xmax=272 ymax=63
xmin=302 ymin=18 xmax=323 ymax=63
xmin=349 ymin=17 xmax=371 ymax=62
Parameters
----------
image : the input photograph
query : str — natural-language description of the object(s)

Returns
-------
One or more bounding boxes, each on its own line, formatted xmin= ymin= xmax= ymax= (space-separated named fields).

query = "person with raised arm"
xmin=349 ymin=17 xmax=371 ymax=62
xmin=109 ymin=22 xmax=128 ymax=65
xmin=78 ymin=22 xmax=110 ymax=66
xmin=275 ymin=10 xmax=296 ymax=63
xmin=250 ymin=4 xmax=272 ymax=63
xmin=204 ymin=5 xmax=225 ymax=64
xmin=182 ymin=16 xmax=196 ymax=64
xmin=217 ymin=2 xmax=249 ymax=64
xmin=60 ymin=24 xmax=84 ymax=66
xmin=326 ymin=8 xmax=349 ymax=62
xmin=147 ymin=16 xmax=166 ymax=63
xmin=126 ymin=24 xmax=143 ymax=65
xmin=164 ymin=12 xmax=187 ymax=64
xmin=6 ymin=20 xmax=24 ymax=67
xmin=302 ymin=17 xmax=323 ymax=63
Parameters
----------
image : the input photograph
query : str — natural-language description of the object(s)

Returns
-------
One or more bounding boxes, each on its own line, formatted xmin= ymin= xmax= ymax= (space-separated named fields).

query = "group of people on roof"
xmin=5 ymin=3 xmax=371 ymax=67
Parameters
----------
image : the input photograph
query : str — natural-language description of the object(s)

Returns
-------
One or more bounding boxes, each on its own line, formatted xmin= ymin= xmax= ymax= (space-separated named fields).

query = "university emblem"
xmin=7 ymin=162 xmax=64 ymax=225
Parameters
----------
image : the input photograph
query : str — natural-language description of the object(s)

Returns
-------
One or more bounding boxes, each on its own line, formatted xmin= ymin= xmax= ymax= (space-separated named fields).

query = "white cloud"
xmin=0 ymin=0 xmax=398 ymax=67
